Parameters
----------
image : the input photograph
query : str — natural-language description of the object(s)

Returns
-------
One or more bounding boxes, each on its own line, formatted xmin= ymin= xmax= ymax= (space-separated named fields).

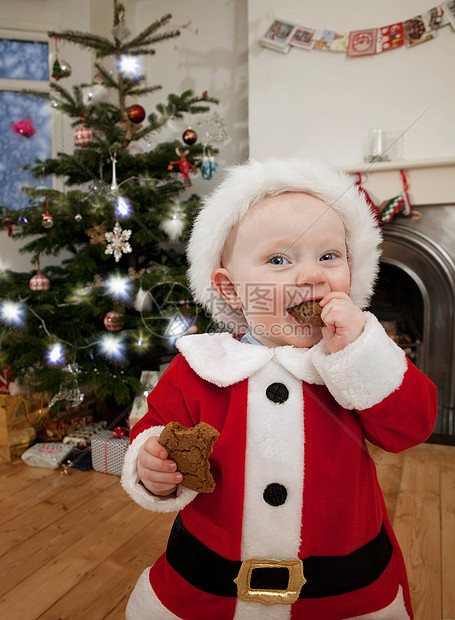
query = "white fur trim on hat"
xmin=187 ymin=157 xmax=382 ymax=333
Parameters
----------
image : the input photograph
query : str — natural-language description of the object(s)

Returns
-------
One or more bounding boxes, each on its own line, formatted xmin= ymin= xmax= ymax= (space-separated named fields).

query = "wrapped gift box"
xmin=91 ymin=430 xmax=130 ymax=476
xmin=0 ymin=394 xmax=48 ymax=462
xmin=63 ymin=421 xmax=107 ymax=449
xmin=21 ymin=442 xmax=74 ymax=469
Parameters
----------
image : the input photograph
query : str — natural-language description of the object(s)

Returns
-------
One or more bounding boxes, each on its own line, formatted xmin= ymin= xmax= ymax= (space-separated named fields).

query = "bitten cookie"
xmin=288 ymin=300 xmax=324 ymax=327
xmin=158 ymin=421 xmax=220 ymax=493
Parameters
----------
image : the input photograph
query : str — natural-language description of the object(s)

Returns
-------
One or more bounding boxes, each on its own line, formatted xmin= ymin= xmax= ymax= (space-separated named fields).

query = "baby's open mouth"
xmin=286 ymin=299 xmax=324 ymax=327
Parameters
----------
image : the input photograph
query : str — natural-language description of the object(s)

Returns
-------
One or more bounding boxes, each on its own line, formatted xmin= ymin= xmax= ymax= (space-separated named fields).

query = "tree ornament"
xmin=169 ymin=148 xmax=196 ymax=187
xmin=59 ymin=60 xmax=72 ymax=78
xmin=104 ymin=310 xmax=126 ymax=332
xmin=52 ymin=56 xmax=63 ymax=80
xmin=134 ymin=286 xmax=153 ymax=313
xmin=112 ymin=2 xmax=131 ymax=41
xmin=74 ymin=124 xmax=93 ymax=147
xmin=182 ymin=127 xmax=197 ymax=145
xmin=42 ymin=196 xmax=53 ymax=228
xmin=29 ymin=257 xmax=50 ymax=291
xmin=160 ymin=205 xmax=186 ymax=241
xmin=75 ymin=213 xmax=83 ymax=222
xmin=201 ymin=153 xmax=218 ymax=180
xmin=12 ymin=117 xmax=36 ymax=138
xmin=85 ymin=223 xmax=107 ymax=245
xmin=105 ymin=221 xmax=132 ymax=262
xmin=110 ymin=151 xmax=118 ymax=191
xmin=127 ymin=104 xmax=146 ymax=124
xmin=42 ymin=211 xmax=53 ymax=229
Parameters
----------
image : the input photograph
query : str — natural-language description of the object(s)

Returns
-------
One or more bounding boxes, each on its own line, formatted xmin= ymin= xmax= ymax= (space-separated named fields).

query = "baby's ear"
xmin=211 ymin=268 xmax=243 ymax=309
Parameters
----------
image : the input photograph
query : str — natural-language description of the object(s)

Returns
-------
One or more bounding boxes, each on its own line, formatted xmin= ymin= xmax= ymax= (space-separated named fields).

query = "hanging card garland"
xmin=260 ymin=3 xmax=455 ymax=57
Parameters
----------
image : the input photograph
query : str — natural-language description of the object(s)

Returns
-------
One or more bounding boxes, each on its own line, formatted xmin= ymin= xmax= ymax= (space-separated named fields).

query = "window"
xmin=0 ymin=31 xmax=52 ymax=211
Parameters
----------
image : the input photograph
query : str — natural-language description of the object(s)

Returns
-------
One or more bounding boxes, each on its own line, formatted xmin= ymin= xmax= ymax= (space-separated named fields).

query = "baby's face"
xmin=213 ymin=192 xmax=351 ymax=348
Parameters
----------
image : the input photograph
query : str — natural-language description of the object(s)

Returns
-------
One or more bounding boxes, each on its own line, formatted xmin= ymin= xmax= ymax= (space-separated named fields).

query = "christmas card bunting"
xmin=347 ymin=29 xmax=378 ymax=57
xmin=403 ymin=14 xmax=436 ymax=47
xmin=377 ymin=23 xmax=404 ymax=52
xmin=260 ymin=19 xmax=298 ymax=53
xmin=260 ymin=4 xmax=453 ymax=56
xmin=443 ymin=1 xmax=455 ymax=29
xmin=313 ymin=29 xmax=337 ymax=51
xmin=328 ymin=32 xmax=349 ymax=53
xmin=290 ymin=27 xmax=317 ymax=50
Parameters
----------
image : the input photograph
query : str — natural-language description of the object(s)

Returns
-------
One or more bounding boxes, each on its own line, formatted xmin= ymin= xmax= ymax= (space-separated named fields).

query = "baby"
xmin=121 ymin=158 xmax=437 ymax=620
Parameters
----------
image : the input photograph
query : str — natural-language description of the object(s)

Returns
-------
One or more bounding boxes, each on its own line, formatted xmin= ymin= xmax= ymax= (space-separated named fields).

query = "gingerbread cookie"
xmin=288 ymin=300 xmax=324 ymax=328
xmin=158 ymin=421 xmax=219 ymax=493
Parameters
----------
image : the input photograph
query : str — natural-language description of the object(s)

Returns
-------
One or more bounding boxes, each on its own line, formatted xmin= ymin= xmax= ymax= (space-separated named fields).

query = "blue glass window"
xmin=0 ymin=36 xmax=51 ymax=210
xmin=0 ymin=39 xmax=49 ymax=80
xmin=0 ymin=92 xmax=52 ymax=210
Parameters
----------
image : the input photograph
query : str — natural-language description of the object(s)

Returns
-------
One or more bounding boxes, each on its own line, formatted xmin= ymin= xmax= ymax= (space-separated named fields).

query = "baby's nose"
xmin=295 ymin=262 xmax=325 ymax=286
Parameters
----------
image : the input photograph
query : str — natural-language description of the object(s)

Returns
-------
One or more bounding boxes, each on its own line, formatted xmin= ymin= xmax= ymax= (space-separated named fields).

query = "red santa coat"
xmin=121 ymin=314 xmax=437 ymax=620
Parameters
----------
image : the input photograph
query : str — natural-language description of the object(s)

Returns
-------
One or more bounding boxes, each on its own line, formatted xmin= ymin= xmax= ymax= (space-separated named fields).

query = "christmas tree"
xmin=0 ymin=1 xmax=224 ymax=414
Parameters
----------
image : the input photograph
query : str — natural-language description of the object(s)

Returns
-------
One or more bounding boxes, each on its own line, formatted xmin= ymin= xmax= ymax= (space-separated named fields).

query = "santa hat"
xmin=187 ymin=157 xmax=382 ymax=333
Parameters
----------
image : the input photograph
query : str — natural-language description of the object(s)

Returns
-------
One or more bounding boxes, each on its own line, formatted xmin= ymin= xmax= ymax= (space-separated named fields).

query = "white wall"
xmin=134 ymin=0 xmax=249 ymax=197
xmin=248 ymin=0 xmax=455 ymax=166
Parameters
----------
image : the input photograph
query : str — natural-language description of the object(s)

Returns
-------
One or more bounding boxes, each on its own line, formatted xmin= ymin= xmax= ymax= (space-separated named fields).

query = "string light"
xmin=0 ymin=300 xmax=25 ymax=326
xmin=118 ymin=54 xmax=143 ymax=79
xmin=116 ymin=196 xmax=132 ymax=218
xmin=98 ymin=333 xmax=125 ymax=360
xmin=106 ymin=274 xmax=131 ymax=300
xmin=46 ymin=342 xmax=65 ymax=365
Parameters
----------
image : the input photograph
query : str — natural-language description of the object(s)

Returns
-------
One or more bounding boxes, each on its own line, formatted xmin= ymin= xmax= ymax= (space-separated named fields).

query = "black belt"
xmin=166 ymin=514 xmax=393 ymax=601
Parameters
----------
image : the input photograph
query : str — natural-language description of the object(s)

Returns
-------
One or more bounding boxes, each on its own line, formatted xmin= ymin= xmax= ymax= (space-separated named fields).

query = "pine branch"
xmin=93 ymin=62 xmax=119 ymax=89
xmin=121 ymin=32 xmax=180 ymax=53
xmin=128 ymin=85 xmax=162 ymax=97
xmin=123 ymin=14 xmax=174 ymax=48
xmin=48 ymin=30 xmax=116 ymax=57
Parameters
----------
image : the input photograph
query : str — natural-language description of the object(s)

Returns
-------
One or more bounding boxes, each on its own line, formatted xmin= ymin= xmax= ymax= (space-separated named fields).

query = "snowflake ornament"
xmin=105 ymin=221 xmax=132 ymax=262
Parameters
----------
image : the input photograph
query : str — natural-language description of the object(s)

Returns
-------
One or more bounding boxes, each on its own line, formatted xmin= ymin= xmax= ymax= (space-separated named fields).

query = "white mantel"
xmin=342 ymin=157 xmax=455 ymax=207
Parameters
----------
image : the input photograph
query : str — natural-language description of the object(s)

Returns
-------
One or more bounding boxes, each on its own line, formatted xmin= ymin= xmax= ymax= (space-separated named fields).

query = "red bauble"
xmin=182 ymin=127 xmax=197 ymax=145
xmin=29 ymin=273 xmax=50 ymax=291
xmin=127 ymin=104 xmax=146 ymax=124
xmin=74 ymin=125 xmax=93 ymax=147
xmin=104 ymin=310 xmax=125 ymax=332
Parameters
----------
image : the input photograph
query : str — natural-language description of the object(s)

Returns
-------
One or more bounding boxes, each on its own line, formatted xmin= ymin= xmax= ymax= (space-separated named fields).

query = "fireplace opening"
xmin=369 ymin=263 xmax=423 ymax=367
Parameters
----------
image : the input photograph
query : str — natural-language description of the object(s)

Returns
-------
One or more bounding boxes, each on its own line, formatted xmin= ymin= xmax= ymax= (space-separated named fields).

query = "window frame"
xmin=0 ymin=27 xmax=60 ymax=177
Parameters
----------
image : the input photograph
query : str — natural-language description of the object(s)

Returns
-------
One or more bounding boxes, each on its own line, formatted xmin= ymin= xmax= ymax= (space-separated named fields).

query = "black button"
xmin=266 ymin=383 xmax=289 ymax=403
xmin=263 ymin=483 xmax=287 ymax=506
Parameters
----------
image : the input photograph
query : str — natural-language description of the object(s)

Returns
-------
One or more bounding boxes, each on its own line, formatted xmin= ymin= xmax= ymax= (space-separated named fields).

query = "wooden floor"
xmin=0 ymin=442 xmax=454 ymax=620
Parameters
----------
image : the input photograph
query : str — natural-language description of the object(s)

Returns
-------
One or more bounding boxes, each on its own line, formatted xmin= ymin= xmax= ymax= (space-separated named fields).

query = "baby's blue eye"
xmin=320 ymin=252 xmax=336 ymax=262
xmin=269 ymin=255 xmax=289 ymax=265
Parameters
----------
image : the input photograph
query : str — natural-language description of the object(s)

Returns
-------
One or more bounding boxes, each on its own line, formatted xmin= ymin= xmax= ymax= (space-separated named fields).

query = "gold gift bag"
xmin=0 ymin=394 xmax=48 ymax=462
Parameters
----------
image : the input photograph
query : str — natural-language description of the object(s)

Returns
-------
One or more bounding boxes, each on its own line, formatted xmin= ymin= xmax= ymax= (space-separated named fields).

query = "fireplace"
xmin=368 ymin=204 xmax=455 ymax=444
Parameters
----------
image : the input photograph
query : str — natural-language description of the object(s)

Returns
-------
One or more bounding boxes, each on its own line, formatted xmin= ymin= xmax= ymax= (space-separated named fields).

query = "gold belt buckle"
xmin=234 ymin=558 xmax=306 ymax=606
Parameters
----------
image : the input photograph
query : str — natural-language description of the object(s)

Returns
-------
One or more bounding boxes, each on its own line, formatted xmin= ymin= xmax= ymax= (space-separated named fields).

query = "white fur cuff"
xmin=311 ymin=313 xmax=407 ymax=410
xmin=120 ymin=426 xmax=198 ymax=512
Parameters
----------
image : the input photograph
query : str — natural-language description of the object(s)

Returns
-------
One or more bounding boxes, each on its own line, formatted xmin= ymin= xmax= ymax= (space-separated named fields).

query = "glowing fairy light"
xmin=116 ymin=196 xmax=132 ymax=218
xmin=118 ymin=54 xmax=143 ymax=79
xmin=0 ymin=300 xmax=25 ymax=326
xmin=106 ymin=274 xmax=131 ymax=300
xmin=46 ymin=342 xmax=65 ymax=365
xmin=98 ymin=333 xmax=125 ymax=360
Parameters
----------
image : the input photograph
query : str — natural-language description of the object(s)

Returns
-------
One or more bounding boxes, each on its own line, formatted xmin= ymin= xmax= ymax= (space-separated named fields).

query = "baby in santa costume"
xmin=121 ymin=158 xmax=437 ymax=620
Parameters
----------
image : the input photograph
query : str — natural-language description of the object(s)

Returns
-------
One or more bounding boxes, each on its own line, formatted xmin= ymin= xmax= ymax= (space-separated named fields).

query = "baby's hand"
xmin=137 ymin=436 xmax=183 ymax=497
xmin=319 ymin=292 xmax=366 ymax=354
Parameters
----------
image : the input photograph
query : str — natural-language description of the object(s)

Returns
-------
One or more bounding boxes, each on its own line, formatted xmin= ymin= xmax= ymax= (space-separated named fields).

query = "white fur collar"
xmin=176 ymin=332 xmax=325 ymax=387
